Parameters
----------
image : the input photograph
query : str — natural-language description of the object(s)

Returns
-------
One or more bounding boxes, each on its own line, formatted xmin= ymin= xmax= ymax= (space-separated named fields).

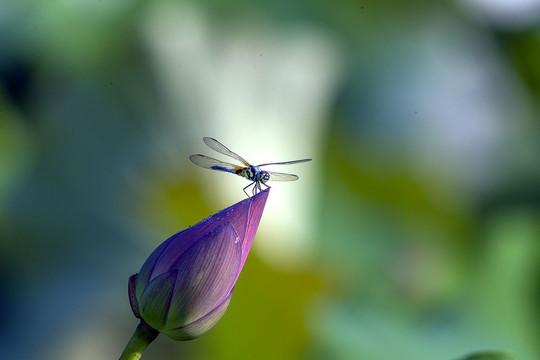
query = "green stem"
xmin=119 ymin=321 xmax=160 ymax=360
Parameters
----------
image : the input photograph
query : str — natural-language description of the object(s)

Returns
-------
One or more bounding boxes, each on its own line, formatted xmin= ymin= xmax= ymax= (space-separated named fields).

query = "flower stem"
xmin=119 ymin=321 xmax=160 ymax=360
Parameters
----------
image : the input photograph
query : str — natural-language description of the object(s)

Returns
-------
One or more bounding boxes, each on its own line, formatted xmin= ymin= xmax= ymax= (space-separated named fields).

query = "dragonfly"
xmin=190 ymin=137 xmax=312 ymax=196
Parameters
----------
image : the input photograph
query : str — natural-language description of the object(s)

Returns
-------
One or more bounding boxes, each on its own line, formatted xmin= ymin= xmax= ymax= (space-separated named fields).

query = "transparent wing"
xmin=203 ymin=137 xmax=251 ymax=166
xmin=266 ymin=170 xmax=299 ymax=182
xmin=189 ymin=154 xmax=243 ymax=174
xmin=257 ymin=158 xmax=312 ymax=167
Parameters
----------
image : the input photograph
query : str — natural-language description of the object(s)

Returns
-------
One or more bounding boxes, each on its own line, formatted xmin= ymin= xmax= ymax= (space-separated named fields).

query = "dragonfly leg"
xmin=253 ymin=181 xmax=263 ymax=195
xmin=243 ymin=182 xmax=255 ymax=197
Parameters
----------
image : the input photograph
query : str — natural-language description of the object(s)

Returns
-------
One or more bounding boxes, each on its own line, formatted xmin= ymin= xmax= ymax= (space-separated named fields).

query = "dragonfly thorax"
xmin=240 ymin=166 xmax=269 ymax=183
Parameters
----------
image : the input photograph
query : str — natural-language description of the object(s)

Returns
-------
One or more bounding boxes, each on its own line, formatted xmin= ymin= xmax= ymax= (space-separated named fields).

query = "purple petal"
xmin=135 ymin=239 xmax=173 ymax=301
xmin=165 ymin=222 xmax=241 ymax=329
xmin=128 ymin=273 xmax=140 ymax=318
xmin=164 ymin=289 xmax=234 ymax=341
xmin=237 ymin=189 xmax=269 ymax=278
xmin=138 ymin=189 xmax=269 ymax=289
xmin=139 ymin=269 xmax=178 ymax=330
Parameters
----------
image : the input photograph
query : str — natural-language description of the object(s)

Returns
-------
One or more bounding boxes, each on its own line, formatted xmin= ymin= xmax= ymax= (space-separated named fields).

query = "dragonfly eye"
xmin=260 ymin=171 xmax=270 ymax=183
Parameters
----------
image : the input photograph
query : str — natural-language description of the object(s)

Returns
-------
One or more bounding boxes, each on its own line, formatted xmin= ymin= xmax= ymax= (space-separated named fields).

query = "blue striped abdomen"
xmin=211 ymin=165 xmax=236 ymax=173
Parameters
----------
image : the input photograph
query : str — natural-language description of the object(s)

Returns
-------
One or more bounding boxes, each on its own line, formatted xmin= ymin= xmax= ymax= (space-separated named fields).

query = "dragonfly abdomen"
xmin=211 ymin=165 xmax=236 ymax=174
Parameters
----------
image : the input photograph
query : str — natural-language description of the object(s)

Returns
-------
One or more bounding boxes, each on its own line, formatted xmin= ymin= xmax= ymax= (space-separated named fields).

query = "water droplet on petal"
xmin=234 ymin=237 xmax=240 ymax=244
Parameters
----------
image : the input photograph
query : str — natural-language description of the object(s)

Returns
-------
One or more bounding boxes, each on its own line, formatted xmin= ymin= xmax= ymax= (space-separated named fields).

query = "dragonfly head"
xmin=258 ymin=171 xmax=270 ymax=184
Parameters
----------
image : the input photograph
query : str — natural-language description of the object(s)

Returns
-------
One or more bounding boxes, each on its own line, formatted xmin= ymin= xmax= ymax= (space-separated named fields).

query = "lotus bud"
xmin=128 ymin=189 xmax=269 ymax=341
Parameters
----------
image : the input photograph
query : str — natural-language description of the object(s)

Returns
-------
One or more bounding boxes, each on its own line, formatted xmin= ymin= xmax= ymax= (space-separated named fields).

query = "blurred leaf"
xmin=456 ymin=351 xmax=515 ymax=360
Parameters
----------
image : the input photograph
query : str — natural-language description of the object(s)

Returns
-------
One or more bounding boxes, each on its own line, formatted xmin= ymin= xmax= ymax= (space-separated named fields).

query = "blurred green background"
xmin=1 ymin=0 xmax=540 ymax=359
